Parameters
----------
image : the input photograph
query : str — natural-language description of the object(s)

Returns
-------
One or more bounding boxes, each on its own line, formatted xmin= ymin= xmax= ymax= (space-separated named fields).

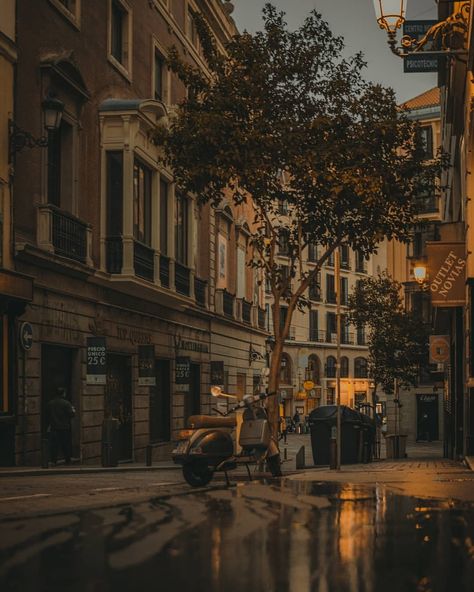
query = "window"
xmin=106 ymin=152 xmax=123 ymax=237
xmin=355 ymin=250 xmax=366 ymax=273
xmin=326 ymin=356 xmax=336 ymax=378
xmin=109 ymin=0 xmax=131 ymax=76
xmin=160 ymin=179 xmax=168 ymax=254
xmin=341 ymin=314 xmax=350 ymax=344
xmin=340 ymin=245 xmax=350 ymax=269
xmin=357 ymin=324 xmax=366 ymax=346
xmin=47 ymin=120 xmax=74 ymax=212
xmin=326 ymin=274 xmax=336 ymax=303
xmin=278 ymin=229 xmax=289 ymax=256
xmin=327 ymin=252 xmax=334 ymax=267
xmin=308 ymin=243 xmax=318 ymax=263
xmin=154 ymin=50 xmax=164 ymax=101
xmin=340 ymin=356 xmax=349 ymax=378
xmin=307 ymin=355 xmax=320 ymax=384
xmin=309 ymin=310 xmax=318 ymax=341
xmin=418 ymin=125 xmax=433 ymax=160
xmin=49 ymin=0 xmax=81 ymax=25
xmin=279 ymin=306 xmax=288 ymax=333
xmin=187 ymin=8 xmax=198 ymax=46
xmin=326 ymin=312 xmax=336 ymax=343
xmin=280 ymin=354 xmax=292 ymax=384
xmin=309 ymin=273 xmax=321 ymax=301
xmin=340 ymin=277 xmax=348 ymax=306
xmin=175 ymin=193 xmax=188 ymax=265
xmin=354 ymin=357 xmax=368 ymax=378
xmin=133 ymin=159 xmax=152 ymax=245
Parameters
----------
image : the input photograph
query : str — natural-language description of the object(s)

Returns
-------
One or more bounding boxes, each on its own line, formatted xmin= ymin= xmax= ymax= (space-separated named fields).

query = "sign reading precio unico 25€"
xmin=426 ymin=242 xmax=466 ymax=307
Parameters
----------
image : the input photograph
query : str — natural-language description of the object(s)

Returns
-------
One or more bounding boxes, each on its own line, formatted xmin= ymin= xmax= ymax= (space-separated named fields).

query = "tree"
xmin=347 ymin=274 xmax=428 ymax=404
xmin=156 ymin=4 xmax=440 ymax=433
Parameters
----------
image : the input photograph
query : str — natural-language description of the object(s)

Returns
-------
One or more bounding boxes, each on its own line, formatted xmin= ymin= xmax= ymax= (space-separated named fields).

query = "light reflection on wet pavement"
xmin=1 ymin=480 xmax=474 ymax=592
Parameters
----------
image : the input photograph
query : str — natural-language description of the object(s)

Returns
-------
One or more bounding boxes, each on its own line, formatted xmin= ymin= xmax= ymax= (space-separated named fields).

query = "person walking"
xmin=48 ymin=387 xmax=75 ymax=465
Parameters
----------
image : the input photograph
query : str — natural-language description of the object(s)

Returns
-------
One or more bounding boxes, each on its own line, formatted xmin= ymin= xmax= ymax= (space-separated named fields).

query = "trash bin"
xmin=359 ymin=412 xmax=376 ymax=463
xmin=101 ymin=418 xmax=120 ymax=467
xmin=385 ymin=434 xmax=407 ymax=459
xmin=308 ymin=405 xmax=362 ymax=465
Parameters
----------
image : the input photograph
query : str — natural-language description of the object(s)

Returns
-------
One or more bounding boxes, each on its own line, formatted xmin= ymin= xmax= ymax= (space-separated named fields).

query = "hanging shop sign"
xmin=429 ymin=335 xmax=450 ymax=364
xmin=403 ymin=21 xmax=440 ymax=73
xmin=210 ymin=360 xmax=225 ymax=386
xmin=175 ymin=356 xmax=191 ymax=392
xmin=86 ymin=337 xmax=106 ymax=384
xmin=19 ymin=322 xmax=33 ymax=351
xmin=426 ymin=242 xmax=466 ymax=307
xmin=138 ymin=345 xmax=156 ymax=386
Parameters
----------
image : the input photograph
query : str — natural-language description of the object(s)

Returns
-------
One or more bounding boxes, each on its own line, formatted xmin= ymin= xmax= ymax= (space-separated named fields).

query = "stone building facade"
xmin=6 ymin=0 xmax=267 ymax=466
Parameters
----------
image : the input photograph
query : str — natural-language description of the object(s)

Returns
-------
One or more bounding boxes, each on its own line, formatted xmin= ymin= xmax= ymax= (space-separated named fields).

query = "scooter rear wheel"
xmin=183 ymin=461 xmax=213 ymax=487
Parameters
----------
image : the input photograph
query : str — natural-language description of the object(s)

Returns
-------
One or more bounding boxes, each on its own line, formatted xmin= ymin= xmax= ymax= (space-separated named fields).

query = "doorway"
xmin=150 ymin=359 xmax=171 ymax=442
xmin=417 ymin=394 xmax=439 ymax=441
xmin=106 ymin=354 xmax=132 ymax=461
xmin=41 ymin=344 xmax=73 ymax=435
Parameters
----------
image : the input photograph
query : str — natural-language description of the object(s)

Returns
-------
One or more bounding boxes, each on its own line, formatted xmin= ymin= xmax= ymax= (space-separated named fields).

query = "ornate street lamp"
xmin=413 ymin=263 xmax=427 ymax=285
xmin=9 ymin=94 xmax=64 ymax=161
xmin=373 ymin=0 xmax=470 ymax=57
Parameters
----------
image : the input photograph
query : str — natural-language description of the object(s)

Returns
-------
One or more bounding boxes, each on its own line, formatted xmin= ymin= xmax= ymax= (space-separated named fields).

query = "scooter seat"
xmin=187 ymin=415 xmax=236 ymax=429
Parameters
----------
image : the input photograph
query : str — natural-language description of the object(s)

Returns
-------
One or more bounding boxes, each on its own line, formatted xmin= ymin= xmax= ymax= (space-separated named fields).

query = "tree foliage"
xmin=347 ymin=274 xmax=428 ymax=395
xmin=156 ymin=4 xmax=441 ymax=424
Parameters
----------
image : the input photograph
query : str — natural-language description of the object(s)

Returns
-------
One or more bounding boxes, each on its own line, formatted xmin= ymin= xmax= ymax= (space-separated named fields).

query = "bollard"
xmin=145 ymin=444 xmax=152 ymax=467
xmin=283 ymin=446 xmax=288 ymax=461
xmin=329 ymin=438 xmax=337 ymax=470
xmin=295 ymin=445 xmax=305 ymax=470
xmin=41 ymin=437 xmax=49 ymax=469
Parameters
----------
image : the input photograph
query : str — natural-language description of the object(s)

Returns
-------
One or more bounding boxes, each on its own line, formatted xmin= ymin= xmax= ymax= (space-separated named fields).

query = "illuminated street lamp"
xmin=373 ymin=0 xmax=470 ymax=57
xmin=413 ymin=263 xmax=427 ymax=285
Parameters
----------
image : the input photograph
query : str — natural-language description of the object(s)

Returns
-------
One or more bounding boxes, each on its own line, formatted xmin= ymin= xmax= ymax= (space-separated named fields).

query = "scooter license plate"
xmin=173 ymin=440 xmax=189 ymax=454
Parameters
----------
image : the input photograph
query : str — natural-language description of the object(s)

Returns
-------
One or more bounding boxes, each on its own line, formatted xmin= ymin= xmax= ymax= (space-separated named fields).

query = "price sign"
xmin=138 ymin=345 xmax=156 ymax=386
xmin=175 ymin=356 xmax=190 ymax=392
xmin=86 ymin=337 xmax=106 ymax=384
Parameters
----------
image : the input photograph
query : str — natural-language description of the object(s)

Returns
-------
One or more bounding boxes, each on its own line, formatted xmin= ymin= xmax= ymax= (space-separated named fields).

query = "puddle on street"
xmin=2 ymin=481 xmax=474 ymax=592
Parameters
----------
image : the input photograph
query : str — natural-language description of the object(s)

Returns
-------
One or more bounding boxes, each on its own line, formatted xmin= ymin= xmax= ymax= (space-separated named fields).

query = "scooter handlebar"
xmin=225 ymin=391 xmax=276 ymax=415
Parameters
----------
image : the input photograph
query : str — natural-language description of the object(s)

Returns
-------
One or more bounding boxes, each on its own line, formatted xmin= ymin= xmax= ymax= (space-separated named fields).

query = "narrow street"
xmin=1 ymin=440 xmax=474 ymax=591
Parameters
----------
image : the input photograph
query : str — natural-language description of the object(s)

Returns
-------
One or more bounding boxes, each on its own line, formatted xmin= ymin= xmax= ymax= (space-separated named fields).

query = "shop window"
xmin=133 ymin=159 xmax=152 ymax=245
xmin=109 ymin=0 xmax=132 ymax=77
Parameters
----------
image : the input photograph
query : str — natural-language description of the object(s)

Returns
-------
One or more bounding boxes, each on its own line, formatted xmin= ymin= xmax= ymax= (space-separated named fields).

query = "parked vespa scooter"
xmin=172 ymin=387 xmax=282 ymax=486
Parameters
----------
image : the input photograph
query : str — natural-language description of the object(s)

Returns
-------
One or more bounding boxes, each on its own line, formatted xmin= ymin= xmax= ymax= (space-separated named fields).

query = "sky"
xmin=231 ymin=0 xmax=437 ymax=104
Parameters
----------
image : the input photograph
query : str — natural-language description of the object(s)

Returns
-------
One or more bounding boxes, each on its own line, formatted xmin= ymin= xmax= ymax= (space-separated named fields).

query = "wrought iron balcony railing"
xmin=175 ymin=262 xmax=190 ymax=296
xmin=134 ymin=240 xmax=154 ymax=282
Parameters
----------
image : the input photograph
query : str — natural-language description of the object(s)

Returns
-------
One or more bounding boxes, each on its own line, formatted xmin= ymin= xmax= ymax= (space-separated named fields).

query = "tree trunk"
xmin=267 ymin=338 xmax=284 ymax=441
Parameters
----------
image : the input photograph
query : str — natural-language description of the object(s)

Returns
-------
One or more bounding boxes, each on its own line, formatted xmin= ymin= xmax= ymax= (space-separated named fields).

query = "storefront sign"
xmin=403 ymin=21 xmax=440 ymax=73
xmin=176 ymin=338 xmax=209 ymax=353
xmin=429 ymin=335 xmax=450 ymax=364
xmin=138 ymin=345 xmax=156 ymax=386
xmin=210 ymin=360 xmax=224 ymax=386
xmin=426 ymin=242 xmax=466 ymax=306
xmin=175 ymin=356 xmax=190 ymax=392
xmin=86 ymin=337 xmax=106 ymax=384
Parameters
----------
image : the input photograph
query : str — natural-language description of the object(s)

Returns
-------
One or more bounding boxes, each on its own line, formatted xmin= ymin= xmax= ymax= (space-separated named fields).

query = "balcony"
xmin=195 ymin=277 xmax=207 ymax=307
xmin=357 ymin=332 xmax=367 ymax=346
xmin=242 ymin=299 xmax=252 ymax=324
xmin=258 ymin=307 xmax=266 ymax=329
xmin=223 ymin=290 xmax=235 ymax=318
xmin=341 ymin=332 xmax=354 ymax=345
xmin=159 ymin=255 xmax=170 ymax=288
xmin=175 ymin=262 xmax=190 ymax=297
xmin=309 ymin=329 xmax=325 ymax=342
xmin=134 ymin=240 xmax=154 ymax=282
xmin=38 ymin=204 xmax=91 ymax=265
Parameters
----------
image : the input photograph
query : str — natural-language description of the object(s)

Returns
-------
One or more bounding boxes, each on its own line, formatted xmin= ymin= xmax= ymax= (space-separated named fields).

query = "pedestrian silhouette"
xmin=48 ymin=387 xmax=75 ymax=465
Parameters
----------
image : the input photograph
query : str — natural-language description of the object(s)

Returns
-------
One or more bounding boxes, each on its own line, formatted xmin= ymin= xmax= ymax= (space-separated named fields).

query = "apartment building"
xmin=5 ymin=0 xmax=267 ymax=466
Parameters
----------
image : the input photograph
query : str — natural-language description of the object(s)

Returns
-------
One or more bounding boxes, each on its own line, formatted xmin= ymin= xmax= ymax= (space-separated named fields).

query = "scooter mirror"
xmin=210 ymin=386 xmax=222 ymax=397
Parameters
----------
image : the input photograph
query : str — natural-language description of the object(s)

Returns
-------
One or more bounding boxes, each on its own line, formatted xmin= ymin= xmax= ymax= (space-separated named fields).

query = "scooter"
xmin=172 ymin=387 xmax=282 ymax=487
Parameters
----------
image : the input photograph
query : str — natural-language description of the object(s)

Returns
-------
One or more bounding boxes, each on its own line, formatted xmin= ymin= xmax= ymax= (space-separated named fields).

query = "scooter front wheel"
xmin=182 ymin=461 xmax=214 ymax=487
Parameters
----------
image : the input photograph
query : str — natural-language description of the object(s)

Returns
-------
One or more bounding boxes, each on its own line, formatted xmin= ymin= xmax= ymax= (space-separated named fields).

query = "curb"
xmin=0 ymin=464 xmax=178 ymax=478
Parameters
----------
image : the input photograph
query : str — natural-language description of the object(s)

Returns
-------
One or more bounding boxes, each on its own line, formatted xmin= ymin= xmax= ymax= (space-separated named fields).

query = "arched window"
xmin=340 ymin=356 xmax=349 ymax=378
xmin=280 ymin=353 xmax=292 ymax=384
xmin=326 ymin=356 xmax=336 ymax=378
xmin=354 ymin=357 xmax=368 ymax=378
xmin=307 ymin=355 xmax=321 ymax=384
